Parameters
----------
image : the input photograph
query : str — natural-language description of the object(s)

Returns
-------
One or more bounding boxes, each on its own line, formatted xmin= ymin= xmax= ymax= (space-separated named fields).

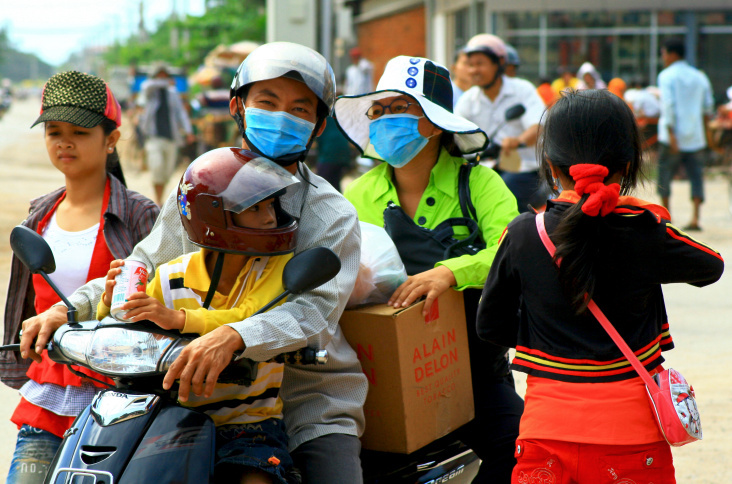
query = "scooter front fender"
xmin=45 ymin=390 xmax=215 ymax=484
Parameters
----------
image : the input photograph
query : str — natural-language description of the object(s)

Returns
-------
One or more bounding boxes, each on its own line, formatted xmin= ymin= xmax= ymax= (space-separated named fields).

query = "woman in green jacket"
xmin=335 ymin=55 xmax=524 ymax=483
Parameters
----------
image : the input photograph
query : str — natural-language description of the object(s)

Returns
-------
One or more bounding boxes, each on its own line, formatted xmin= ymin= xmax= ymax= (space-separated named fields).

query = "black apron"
xmin=382 ymin=163 xmax=511 ymax=380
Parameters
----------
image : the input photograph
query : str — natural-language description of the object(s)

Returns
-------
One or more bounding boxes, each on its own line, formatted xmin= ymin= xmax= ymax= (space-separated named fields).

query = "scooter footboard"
xmin=362 ymin=438 xmax=481 ymax=483
xmin=45 ymin=391 xmax=216 ymax=484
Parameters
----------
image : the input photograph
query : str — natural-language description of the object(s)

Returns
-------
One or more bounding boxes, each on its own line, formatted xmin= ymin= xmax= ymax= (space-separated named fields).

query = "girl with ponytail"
xmin=476 ymin=89 xmax=723 ymax=484
xmin=101 ymin=117 xmax=127 ymax=187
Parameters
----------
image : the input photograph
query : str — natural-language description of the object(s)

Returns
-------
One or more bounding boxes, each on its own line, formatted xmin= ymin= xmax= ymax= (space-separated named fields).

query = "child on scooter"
xmin=476 ymin=89 xmax=724 ymax=483
xmin=98 ymin=147 xmax=300 ymax=484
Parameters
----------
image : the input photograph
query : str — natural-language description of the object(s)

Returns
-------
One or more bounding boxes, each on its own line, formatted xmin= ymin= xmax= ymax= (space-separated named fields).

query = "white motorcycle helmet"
xmin=229 ymin=42 xmax=336 ymax=166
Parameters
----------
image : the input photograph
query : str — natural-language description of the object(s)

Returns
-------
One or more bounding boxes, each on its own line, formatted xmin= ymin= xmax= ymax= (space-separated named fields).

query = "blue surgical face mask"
xmin=244 ymin=107 xmax=316 ymax=160
xmin=368 ymin=114 xmax=430 ymax=168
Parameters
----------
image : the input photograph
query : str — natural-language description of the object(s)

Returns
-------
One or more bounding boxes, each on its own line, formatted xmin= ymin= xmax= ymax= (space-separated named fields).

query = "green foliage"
xmin=0 ymin=28 xmax=7 ymax=64
xmin=103 ymin=0 xmax=266 ymax=72
xmin=0 ymin=28 xmax=55 ymax=82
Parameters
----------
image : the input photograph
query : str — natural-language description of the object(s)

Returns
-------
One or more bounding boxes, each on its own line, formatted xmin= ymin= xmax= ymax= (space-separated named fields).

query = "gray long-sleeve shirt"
xmin=67 ymin=164 xmax=367 ymax=450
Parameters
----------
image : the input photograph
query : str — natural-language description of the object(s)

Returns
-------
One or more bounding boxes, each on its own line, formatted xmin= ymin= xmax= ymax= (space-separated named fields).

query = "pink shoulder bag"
xmin=535 ymin=212 xmax=702 ymax=446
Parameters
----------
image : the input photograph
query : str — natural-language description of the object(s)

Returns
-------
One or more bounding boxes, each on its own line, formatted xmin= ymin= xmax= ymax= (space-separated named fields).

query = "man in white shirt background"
xmin=455 ymin=34 xmax=546 ymax=213
xmin=656 ymin=37 xmax=714 ymax=231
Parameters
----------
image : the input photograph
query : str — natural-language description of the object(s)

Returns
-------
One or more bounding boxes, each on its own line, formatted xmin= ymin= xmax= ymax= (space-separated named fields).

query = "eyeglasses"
xmin=365 ymin=99 xmax=415 ymax=120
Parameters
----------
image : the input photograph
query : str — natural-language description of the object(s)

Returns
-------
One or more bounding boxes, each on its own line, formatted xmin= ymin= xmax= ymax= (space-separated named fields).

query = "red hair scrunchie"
xmin=569 ymin=164 xmax=620 ymax=217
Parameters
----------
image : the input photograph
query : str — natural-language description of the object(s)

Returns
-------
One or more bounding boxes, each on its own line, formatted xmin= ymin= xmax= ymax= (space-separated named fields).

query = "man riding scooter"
xmin=20 ymin=42 xmax=368 ymax=484
xmin=455 ymin=34 xmax=545 ymax=213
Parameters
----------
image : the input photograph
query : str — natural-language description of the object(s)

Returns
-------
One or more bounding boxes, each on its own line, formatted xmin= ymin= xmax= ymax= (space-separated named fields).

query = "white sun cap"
xmin=334 ymin=56 xmax=488 ymax=160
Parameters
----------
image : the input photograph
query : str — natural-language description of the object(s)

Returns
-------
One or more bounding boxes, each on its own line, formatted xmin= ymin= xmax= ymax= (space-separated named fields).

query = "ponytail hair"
xmin=537 ymin=89 xmax=643 ymax=313
xmin=100 ymin=118 xmax=127 ymax=187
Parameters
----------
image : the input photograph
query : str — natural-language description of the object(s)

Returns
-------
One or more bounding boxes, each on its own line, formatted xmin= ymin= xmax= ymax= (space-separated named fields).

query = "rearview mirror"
xmin=283 ymin=247 xmax=341 ymax=295
xmin=10 ymin=225 xmax=56 ymax=275
xmin=10 ymin=225 xmax=77 ymax=323
xmin=504 ymin=104 xmax=526 ymax=122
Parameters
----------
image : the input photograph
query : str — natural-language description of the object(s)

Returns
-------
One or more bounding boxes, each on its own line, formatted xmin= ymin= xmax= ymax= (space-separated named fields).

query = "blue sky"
xmin=0 ymin=0 xmax=206 ymax=66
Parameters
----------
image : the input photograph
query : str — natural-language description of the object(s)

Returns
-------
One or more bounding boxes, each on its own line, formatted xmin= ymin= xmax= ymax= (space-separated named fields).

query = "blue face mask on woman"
xmin=244 ymin=107 xmax=315 ymax=160
xmin=368 ymin=114 xmax=430 ymax=168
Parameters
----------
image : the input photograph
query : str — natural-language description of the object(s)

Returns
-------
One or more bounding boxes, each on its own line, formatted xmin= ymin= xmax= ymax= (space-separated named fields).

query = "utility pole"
xmin=171 ymin=0 xmax=180 ymax=53
xmin=320 ymin=0 xmax=332 ymax=63
xmin=139 ymin=1 xmax=149 ymax=42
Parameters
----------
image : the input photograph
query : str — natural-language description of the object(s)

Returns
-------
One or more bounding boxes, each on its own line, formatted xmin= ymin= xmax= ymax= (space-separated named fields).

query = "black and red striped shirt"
xmin=477 ymin=198 xmax=724 ymax=383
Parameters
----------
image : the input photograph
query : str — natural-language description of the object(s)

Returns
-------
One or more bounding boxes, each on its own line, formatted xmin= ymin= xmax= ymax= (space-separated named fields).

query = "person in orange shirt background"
xmin=608 ymin=77 xmax=627 ymax=100
xmin=536 ymin=77 xmax=557 ymax=106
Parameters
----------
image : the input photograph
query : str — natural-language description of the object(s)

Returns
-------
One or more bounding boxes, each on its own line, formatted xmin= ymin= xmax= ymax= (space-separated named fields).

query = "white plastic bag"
xmin=347 ymin=222 xmax=408 ymax=308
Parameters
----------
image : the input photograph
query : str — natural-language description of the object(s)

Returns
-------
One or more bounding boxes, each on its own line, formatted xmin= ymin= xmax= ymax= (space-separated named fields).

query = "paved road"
xmin=0 ymin=97 xmax=730 ymax=482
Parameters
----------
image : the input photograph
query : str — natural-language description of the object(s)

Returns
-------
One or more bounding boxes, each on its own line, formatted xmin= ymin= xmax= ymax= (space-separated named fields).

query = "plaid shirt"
xmin=0 ymin=175 xmax=160 ymax=389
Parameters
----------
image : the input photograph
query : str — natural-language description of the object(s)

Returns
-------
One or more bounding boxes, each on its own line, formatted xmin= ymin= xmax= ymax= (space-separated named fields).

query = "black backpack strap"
xmin=433 ymin=217 xmax=481 ymax=260
xmin=458 ymin=163 xmax=478 ymax=221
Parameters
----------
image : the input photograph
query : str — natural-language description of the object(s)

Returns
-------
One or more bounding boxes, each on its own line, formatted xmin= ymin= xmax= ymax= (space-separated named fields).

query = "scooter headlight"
xmin=58 ymin=327 xmax=177 ymax=375
xmin=57 ymin=330 xmax=94 ymax=364
xmin=88 ymin=327 xmax=176 ymax=375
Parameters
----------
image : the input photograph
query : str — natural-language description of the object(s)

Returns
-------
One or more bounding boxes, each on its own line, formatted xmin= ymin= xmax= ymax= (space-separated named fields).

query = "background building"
xmin=333 ymin=0 xmax=732 ymax=103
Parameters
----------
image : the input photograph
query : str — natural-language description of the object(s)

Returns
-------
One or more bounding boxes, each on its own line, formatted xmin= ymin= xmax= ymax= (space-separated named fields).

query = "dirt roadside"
xmin=0 ymin=97 xmax=729 ymax=482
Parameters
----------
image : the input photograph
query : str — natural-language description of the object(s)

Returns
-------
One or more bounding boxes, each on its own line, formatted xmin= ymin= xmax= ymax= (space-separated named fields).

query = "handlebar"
xmin=470 ymin=142 xmax=528 ymax=163
xmin=273 ymin=347 xmax=328 ymax=365
xmin=0 ymin=343 xmax=328 ymax=365
xmin=0 ymin=332 xmax=328 ymax=376
xmin=218 ymin=348 xmax=328 ymax=386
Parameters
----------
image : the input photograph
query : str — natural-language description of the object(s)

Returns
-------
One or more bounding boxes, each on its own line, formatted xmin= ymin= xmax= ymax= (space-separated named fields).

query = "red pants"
xmin=512 ymin=439 xmax=675 ymax=484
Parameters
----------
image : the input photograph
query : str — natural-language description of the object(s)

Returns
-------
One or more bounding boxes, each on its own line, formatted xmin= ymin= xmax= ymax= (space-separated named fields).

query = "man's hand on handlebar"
xmin=19 ymin=305 xmax=67 ymax=362
xmin=163 ymin=325 xmax=245 ymax=401
xmin=500 ymin=137 xmax=522 ymax=153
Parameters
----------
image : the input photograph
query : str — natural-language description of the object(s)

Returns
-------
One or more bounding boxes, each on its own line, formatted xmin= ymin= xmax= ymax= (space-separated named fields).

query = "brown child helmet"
xmin=177 ymin=147 xmax=299 ymax=255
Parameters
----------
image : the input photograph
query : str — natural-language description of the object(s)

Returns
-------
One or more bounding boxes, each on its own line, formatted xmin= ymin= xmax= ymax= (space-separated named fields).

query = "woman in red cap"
xmin=2 ymin=71 xmax=159 ymax=484
xmin=476 ymin=89 xmax=724 ymax=483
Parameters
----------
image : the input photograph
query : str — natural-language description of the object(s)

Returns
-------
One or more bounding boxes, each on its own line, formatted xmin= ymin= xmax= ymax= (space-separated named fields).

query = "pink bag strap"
xmin=535 ymin=212 xmax=660 ymax=391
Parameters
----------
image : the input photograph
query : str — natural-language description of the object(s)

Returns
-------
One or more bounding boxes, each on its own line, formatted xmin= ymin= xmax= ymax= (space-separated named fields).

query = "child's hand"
xmin=122 ymin=292 xmax=185 ymax=330
xmin=102 ymin=260 xmax=126 ymax=307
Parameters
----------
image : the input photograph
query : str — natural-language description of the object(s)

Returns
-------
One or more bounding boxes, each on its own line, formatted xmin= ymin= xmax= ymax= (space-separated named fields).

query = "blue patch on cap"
xmin=409 ymin=58 xmax=420 ymax=65
xmin=408 ymin=67 xmax=419 ymax=76
xmin=405 ymin=78 xmax=417 ymax=88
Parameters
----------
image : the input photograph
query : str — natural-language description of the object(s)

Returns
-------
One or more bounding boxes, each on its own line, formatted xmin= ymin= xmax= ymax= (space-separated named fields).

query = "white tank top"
xmin=41 ymin=211 xmax=99 ymax=298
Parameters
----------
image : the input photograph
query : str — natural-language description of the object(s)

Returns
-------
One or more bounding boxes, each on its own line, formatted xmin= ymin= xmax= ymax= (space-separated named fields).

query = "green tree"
xmin=104 ymin=0 xmax=265 ymax=72
xmin=0 ymin=28 xmax=7 ymax=65
xmin=0 ymin=28 xmax=54 ymax=82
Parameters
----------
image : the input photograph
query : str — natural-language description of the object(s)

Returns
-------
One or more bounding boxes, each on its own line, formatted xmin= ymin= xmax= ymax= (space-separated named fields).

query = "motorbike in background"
xmin=466 ymin=103 xmax=527 ymax=169
xmin=0 ymin=89 xmax=11 ymax=119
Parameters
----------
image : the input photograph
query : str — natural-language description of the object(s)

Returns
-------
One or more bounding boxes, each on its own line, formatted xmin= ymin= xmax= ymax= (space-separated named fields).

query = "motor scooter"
xmin=5 ymin=224 xmax=480 ymax=483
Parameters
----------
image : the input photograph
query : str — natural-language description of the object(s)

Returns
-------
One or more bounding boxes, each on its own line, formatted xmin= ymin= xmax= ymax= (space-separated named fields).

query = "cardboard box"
xmin=339 ymin=289 xmax=474 ymax=454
